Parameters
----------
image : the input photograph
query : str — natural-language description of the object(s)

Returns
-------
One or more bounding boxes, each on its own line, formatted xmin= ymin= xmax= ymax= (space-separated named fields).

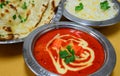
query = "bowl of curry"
xmin=23 ymin=22 xmax=116 ymax=76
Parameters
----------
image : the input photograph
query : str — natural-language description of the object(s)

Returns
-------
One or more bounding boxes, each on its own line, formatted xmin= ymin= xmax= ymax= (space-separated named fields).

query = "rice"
xmin=65 ymin=0 xmax=118 ymax=21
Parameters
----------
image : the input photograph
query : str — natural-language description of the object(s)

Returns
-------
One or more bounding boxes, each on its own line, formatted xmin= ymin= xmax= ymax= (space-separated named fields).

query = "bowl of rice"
xmin=63 ymin=0 xmax=120 ymax=27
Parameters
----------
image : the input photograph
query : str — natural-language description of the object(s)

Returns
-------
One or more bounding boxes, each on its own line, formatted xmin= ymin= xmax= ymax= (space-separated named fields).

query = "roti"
xmin=37 ymin=0 xmax=61 ymax=27
xmin=0 ymin=0 xmax=60 ymax=40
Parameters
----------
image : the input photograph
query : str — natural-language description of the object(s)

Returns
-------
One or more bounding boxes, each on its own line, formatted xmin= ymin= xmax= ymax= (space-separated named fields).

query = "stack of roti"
xmin=0 ymin=0 xmax=61 ymax=40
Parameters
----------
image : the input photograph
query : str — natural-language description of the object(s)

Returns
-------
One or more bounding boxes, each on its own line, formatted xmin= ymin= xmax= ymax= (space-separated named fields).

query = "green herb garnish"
xmin=22 ymin=2 xmax=27 ymax=9
xmin=75 ymin=3 xmax=84 ymax=11
xmin=100 ymin=1 xmax=110 ymax=11
xmin=65 ymin=55 xmax=75 ymax=64
xmin=59 ymin=50 xmax=69 ymax=58
xmin=0 ymin=3 xmax=4 ymax=8
xmin=5 ymin=1 xmax=10 ymax=5
xmin=18 ymin=15 xmax=27 ymax=23
xmin=13 ymin=14 xmax=17 ymax=20
xmin=59 ymin=45 xmax=75 ymax=64
xmin=66 ymin=45 xmax=75 ymax=55
xmin=0 ymin=1 xmax=10 ymax=9
xmin=32 ymin=0 xmax=35 ymax=4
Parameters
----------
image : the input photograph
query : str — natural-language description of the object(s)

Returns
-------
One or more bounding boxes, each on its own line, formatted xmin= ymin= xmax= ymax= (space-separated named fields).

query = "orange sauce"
xmin=34 ymin=28 xmax=105 ymax=76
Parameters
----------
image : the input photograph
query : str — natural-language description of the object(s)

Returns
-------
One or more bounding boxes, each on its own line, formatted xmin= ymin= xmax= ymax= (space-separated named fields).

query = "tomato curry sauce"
xmin=33 ymin=28 xmax=105 ymax=76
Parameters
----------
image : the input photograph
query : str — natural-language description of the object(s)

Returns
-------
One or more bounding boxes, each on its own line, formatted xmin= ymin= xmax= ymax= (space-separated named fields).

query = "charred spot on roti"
xmin=5 ymin=9 xmax=9 ymax=13
xmin=50 ymin=0 xmax=56 ymax=12
xmin=3 ymin=26 xmax=12 ymax=32
xmin=48 ymin=16 xmax=51 ymax=20
xmin=7 ymin=34 xmax=14 ymax=39
xmin=19 ymin=0 xmax=22 ymax=2
xmin=0 ymin=31 xmax=14 ymax=40
xmin=8 ymin=19 xmax=12 ymax=23
xmin=9 ymin=4 xmax=17 ymax=11
xmin=52 ymin=0 xmax=55 ymax=9
xmin=0 ymin=13 xmax=5 ymax=17
xmin=54 ymin=6 xmax=58 ymax=13
xmin=34 ymin=16 xmax=42 ymax=27
xmin=35 ymin=3 xmax=50 ymax=27
xmin=32 ymin=4 xmax=35 ymax=7
xmin=42 ymin=4 xmax=48 ymax=8
xmin=1 ymin=0 xmax=5 ymax=2
xmin=26 ymin=10 xmax=31 ymax=19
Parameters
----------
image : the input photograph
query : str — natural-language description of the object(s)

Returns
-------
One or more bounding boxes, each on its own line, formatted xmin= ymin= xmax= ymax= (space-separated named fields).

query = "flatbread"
xmin=37 ymin=0 xmax=61 ymax=27
xmin=0 ymin=0 xmax=60 ymax=40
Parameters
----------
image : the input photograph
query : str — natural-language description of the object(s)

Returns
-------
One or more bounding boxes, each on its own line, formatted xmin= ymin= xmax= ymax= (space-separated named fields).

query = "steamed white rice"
xmin=65 ymin=0 xmax=118 ymax=21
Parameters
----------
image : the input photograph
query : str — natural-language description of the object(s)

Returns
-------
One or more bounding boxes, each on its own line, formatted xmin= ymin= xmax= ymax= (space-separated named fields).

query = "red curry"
xmin=34 ymin=28 xmax=105 ymax=76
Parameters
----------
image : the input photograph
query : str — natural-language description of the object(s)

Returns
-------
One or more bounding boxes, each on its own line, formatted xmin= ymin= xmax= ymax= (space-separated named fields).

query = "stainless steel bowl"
xmin=63 ymin=0 xmax=120 ymax=27
xmin=0 ymin=1 xmax=63 ymax=44
xmin=23 ymin=22 xmax=116 ymax=76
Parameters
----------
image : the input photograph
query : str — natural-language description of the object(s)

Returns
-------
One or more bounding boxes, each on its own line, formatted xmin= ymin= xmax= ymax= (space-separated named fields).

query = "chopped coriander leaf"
xmin=18 ymin=15 xmax=27 ymax=23
xmin=22 ymin=2 xmax=27 ymax=9
xmin=100 ymin=1 xmax=110 ymax=11
xmin=21 ymin=18 xmax=27 ymax=23
xmin=66 ymin=45 xmax=72 ymax=51
xmin=0 ymin=1 xmax=10 ymax=8
xmin=29 ymin=0 xmax=34 ymax=4
xmin=59 ymin=45 xmax=76 ymax=64
xmin=70 ymin=49 xmax=75 ymax=55
xmin=13 ymin=15 xmax=17 ymax=20
xmin=0 ymin=4 xmax=3 ymax=8
xmin=32 ymin=0 xmax=35 ymax=3
xmin=5 ymin=1 xmax=10 ymax=4
xmin=24 ymin=18 xmax=27 ymax=21
xmin=64 ymin=55 xmax=75 ymax=64
xmin=59 ymin=50 xmax=69 ymax=58
xmin=75 ymin=3 xmax=84 ymax=11
xmin=66 ymin=45 xmax=74 ymax=55
xmin=0 ymin=3 xmax=5 ymax=8
xmin=18 ymin=15 xmax=22 ymax=20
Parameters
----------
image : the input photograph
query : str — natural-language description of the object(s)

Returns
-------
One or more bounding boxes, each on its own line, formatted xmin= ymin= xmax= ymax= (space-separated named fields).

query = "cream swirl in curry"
xmin=46 ymin=34 xmax=95 ymax=74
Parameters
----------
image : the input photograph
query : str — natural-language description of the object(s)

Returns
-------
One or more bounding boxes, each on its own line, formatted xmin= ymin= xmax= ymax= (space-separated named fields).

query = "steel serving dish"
xmin=0 ymin=1 xmax=63 ymax=44
xmin=23 ymin=22 xmax=116 ymax=76
xmin=63 ymin=0 xmax=120 ymax=27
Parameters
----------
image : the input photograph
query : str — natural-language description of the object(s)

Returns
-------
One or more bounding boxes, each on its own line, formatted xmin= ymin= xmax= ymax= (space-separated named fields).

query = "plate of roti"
xmin=0 ymin=0 xmax=62 ymax=44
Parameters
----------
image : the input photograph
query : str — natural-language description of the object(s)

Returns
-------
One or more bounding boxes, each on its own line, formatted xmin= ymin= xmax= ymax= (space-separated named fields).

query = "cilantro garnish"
xmin=59 ymin=45 xmax=75 ymax=64
xmin=59 ymin=50 xmax=69 ymax=58
xmin=13 ymin=14 xmax=17 ymax=20
xmin=75 ymin=3 xmax=84 ymax=11
xmin=0 ymin=3 xmax=4 ymax=8
xmin=22 ymin=2 xmax=27 ymax=9
xmin=5 ymin=1 xmax=10 ymax=4
xmin=32 ymin=0 xmax=35 ymax=4
xmin=64 ymin=55 xmax=75 ymax=64
xmin=18 ymin=15 xmax=27 ymax=23
xmin=0 ymin=0 xmax=10 ymax=9
xmin=100 ymin=1 xmax=110 ymax=11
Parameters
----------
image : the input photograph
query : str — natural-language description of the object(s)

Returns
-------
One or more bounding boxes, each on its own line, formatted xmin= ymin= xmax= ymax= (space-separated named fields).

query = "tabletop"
xmin=0 ymin=16 xmax=120 ymax=76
